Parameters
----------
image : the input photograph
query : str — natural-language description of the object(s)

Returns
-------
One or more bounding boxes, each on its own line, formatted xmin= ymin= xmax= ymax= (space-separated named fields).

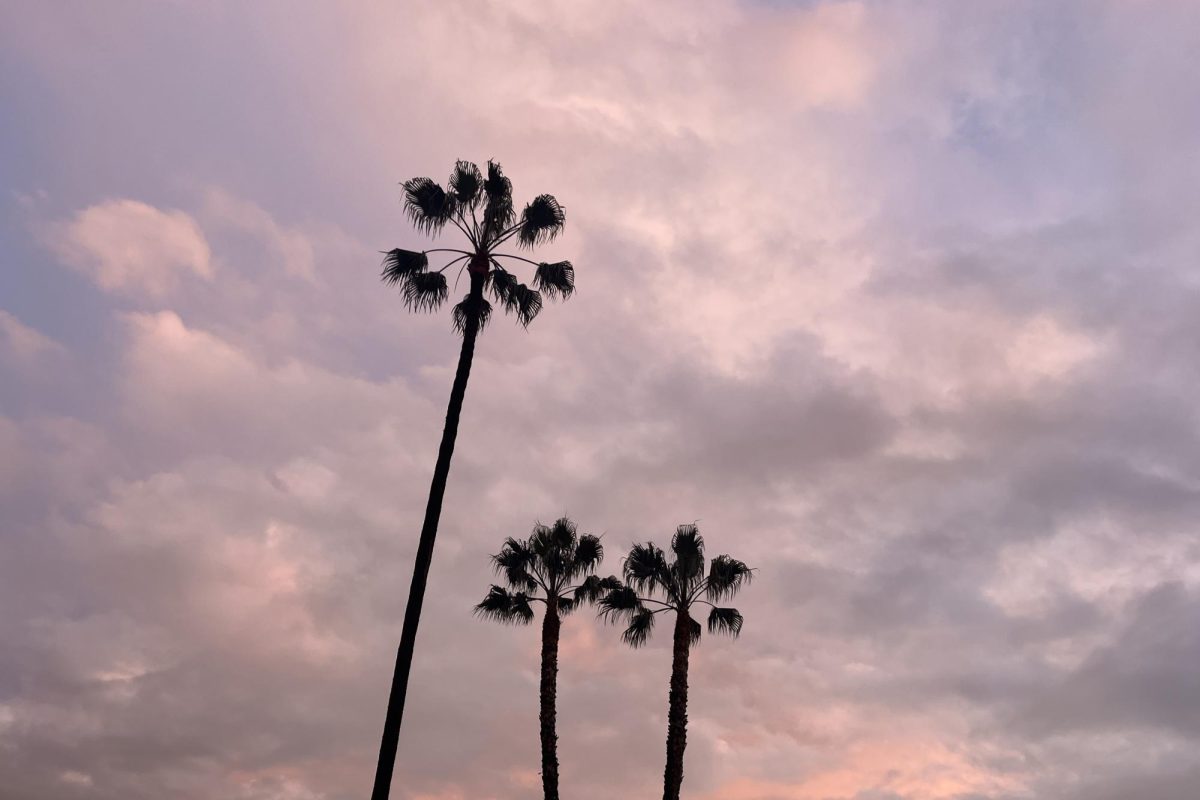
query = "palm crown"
xmin=476 ymin=518 xmax=620 ymax=622
xmin=600 ymin=525 xmax=752 ymax=647
xmin=381 ymin=160 xmax=574 ymax=333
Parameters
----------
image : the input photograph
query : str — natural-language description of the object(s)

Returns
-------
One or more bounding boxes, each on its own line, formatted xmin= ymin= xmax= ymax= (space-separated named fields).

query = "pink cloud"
xmin=47 ymin=199 xmax=212 ymax=297
xmin=0 ymin=310 xmax=65 ymax=365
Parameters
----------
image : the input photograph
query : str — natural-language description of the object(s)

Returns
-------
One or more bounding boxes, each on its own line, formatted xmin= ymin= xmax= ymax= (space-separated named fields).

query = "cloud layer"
xmin=2 ymin=1 xmax=1199 ymax=798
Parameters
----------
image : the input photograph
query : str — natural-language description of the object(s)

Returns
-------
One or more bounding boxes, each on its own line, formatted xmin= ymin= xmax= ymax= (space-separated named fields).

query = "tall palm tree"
xmin=372 ymin=161 xmax=576 ymax=800
xmin=475 ymin=518 xmax=618 ymax=800
xmin=600 ymin=525 xmax=752 ymax=800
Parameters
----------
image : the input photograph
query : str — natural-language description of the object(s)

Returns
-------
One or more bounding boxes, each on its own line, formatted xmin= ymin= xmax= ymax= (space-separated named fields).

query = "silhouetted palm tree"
xmin=600 ymin=525 xmax=752 ymax=800
xmin=372 ymin=161 xmax=575 ymax=800
xmin=475 ymin=518 xmax=618 ymax=800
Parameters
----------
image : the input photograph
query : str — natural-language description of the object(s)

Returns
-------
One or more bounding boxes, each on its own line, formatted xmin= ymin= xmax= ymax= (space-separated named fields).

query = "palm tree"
xmin=475 ymin=518 xmax=618 ymax=800
xmin=372 ymin=161 xmax=576 ymax=800
xmin=600 ymin=525 xmax=752 ymax=800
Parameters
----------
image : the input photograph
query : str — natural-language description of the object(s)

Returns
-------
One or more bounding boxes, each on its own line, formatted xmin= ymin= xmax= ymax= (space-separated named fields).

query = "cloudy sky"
xmin=3 ymin=1 xmax=1199 ymax=798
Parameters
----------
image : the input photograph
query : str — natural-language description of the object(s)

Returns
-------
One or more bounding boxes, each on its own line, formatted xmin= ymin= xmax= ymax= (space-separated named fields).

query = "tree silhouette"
xmin=600 ymin=525 xmax=752 ymax=800
xmin=475 ymin=518 xmax=619 ymax=800
xmin=372 ymin=161 xmax=575 ymax=800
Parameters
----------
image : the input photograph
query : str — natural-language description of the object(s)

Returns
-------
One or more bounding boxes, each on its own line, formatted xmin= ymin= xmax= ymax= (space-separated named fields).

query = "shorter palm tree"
xmin=599 ymin=525 xmax=752 ymax=800
xmin=475 ymin=518 xmax=619 ymax=800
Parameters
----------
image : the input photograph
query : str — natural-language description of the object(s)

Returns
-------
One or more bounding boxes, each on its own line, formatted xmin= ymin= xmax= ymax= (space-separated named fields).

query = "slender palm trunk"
xmin=662 ymin=610 xmax=691 ymax=800
xmin=539 ymin=598 xmax=561 ymax=800
xmin=371 ymin=273 xmax=485 ymax=800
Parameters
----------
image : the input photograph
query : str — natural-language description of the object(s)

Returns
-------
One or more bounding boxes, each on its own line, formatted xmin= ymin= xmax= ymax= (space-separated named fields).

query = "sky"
xmin=2 ymin=1 xmax=1199 ymax=798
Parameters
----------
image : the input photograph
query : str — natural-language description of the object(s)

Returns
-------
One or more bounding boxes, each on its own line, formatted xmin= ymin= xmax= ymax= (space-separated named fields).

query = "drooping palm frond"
xmin=517 ymin=194 xmax=566 ymax=248
xmin=510 ymin=283 xmax=543 ymax=327
xmin=475 ymin=586 xmax=535 ymax=625
xmin=706 ymin=555 xmax=753 ymax=602
xmin=624 ymin=542 xmax=673 ymax=597
xmin=489 ymin=266 xmax=520 ymax=306
xmin=575 ymin=574 xmax=622 ymax=604
xmin=401 ymin=270 xmax=449 ymax=312
xmin=687 ymin=615 xmax=703 ymax=646
xmin=487 ymin=266 xmax=543 ymax=327
xmin=402 ymin=177 xmax=456 ymax=234
xmin=557 ymin=595 xmax=579 ymax=616
xmin=380 ymin=248 xmax=429 ymax=285
xmin=452 ymin=293 xmax=492 ymax=334
xmin=475 ymin=585 xmax=514 ymax=620
xmin=449 ymin=160 xmax=482 ymax=208
xmin=572 ymin=534 xmax=603 ymax=576
xmin=621 ymin=607 xmax=656 ymax=648
xmin=482 ymin=160 xmax=514 ymax=233
xmin=533 ymin=261 xmax=575 ymax=300
xmin=671 ymin=525 xmax=706 ymax=588
xmin=518 ymin=284 xmax=542 ymax=328
xmin=598 ymin=584 xmax=642 ymax=621
xmin=707 ymin=606 xmax=743 ymax=638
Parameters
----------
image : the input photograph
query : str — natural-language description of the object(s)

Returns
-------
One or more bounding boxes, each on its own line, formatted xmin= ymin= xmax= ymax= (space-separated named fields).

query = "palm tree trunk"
xmin=662 ymin=610 xmax=691 ymax=800
xmin=371 ymin=273 xmax=485 ymax=800
xmin=539 ymin=597 xmax=561 ymax=800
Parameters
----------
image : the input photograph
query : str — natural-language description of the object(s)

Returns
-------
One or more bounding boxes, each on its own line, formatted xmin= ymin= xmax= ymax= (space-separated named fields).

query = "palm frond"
xmin=706 ymin=555 xmax=753 ymax=602
xmin=483 ymin=160 xmax=514 ymax=232
xmin=504 ymin=569 xmax=539 ymax=593
xmin=509 ymin=592 xmax=535 ymax=624
xmin=493 ymin=538 xmax=538 ymax=592
xmin=517 ymin=194 xmax=565 ymax=248
xmin=572 ymin=534 xmax=603 ymax=576
xmin=687 ymin=615 xmax=703 ymax=646
xmin=452 ymin=293 xmax=492 ymax=334
xmin=475 ymin=585 xmax=513 ymax=621
xmin=523 ymin=284 xmax=545 ymax=327
xmin=574 ymin=574 xmax=622 ymax=604
xmin=401 ymin=270 xmax=448 ymax=312
xmin=489 ymin=266 xmax=520 ymax=306
xmin=546 ymin=556 xmax=568 ymax=589
xmin=527 ymin=522 xmax=568 ymax=589
xmin=449 ymin=160 xmax=482 ymax=208
xmin=528 ymin=522 xmax=555 ymax=558
xmin=533 ymin=260 xmax=575 ymax=300
xmin=598 ymin=585 xmax=641 ymax=621
xmin=549 ymin=518 xmax=577 ymax=551
xmin=624 ymin=542 xmax=672 ymax=597
xmin=557 ymin=595 xmax=578 ymax=616
xmin=511 ymin=283 xmax=543 ymax=327
xmin=621 ymin=607 xmax=656 ymax=648
xmin=475 ymin=585 xmax=535 ymax=625
xmin=707 ymin=606 xmax=743 ymax=638
xmin=380 ymin=248 xmax=429 ymax=285
xmin=402 ymin=177 xmax=456 ymax=234
xmin=487 ymin=267 xmax=543 ymax=327
xmin=671 ymin=524 xmax=706 ymax=586
xmin=495 ymin=536 xmax=533 ymax=564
